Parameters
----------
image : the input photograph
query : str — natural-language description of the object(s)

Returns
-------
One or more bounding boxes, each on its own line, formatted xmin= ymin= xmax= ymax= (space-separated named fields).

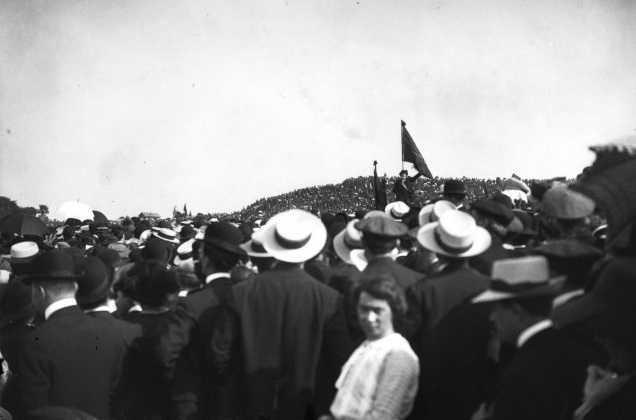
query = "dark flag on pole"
xmin=373 ymin=161 xmax=388 ymax=210
xmin=183 ymin=203 xmax=188 ymax=215
xmin=401 ymin=120 xmax=433 ymax=178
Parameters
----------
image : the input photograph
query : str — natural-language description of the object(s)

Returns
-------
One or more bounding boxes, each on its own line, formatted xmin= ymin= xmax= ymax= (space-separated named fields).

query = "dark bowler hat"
xmin=22 ymin=252 xmax=83 ymax=285
xmin=74 ymin=256 xmax=113 ymax=307
xmin=0 ymin=278 xmax=34 ymax=324
xmin=441 ymin=179 xmax=466 ymax=196
xmin=179 ymin=224 xmax=196 ymax=241
xmin=471 ymin=200 xmax=515 ymax=226
xmin=355 ymin=217 xmax=408 ymax=239
xmin=203 ymin=222 xmax=246 ymax=256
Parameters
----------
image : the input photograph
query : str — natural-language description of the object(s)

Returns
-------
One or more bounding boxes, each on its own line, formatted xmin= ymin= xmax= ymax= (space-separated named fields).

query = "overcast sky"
xmin=1 ymin=0 xmax=635 ymax=219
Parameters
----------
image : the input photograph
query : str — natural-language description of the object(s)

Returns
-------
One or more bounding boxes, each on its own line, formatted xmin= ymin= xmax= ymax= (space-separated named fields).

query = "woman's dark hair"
xmin=353 ymin=275 xmax=407 ymax=317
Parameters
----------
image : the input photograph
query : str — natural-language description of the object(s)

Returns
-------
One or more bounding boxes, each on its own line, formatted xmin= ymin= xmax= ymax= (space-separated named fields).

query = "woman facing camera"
xmin=321 ymin=275 xmax=420 ymax=420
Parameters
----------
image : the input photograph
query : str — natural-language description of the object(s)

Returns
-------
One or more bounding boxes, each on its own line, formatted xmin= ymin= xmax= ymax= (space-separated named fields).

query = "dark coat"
xmin=492 ymin=327 xmax=599 ymax=420
xmin=392 ymin=173 xmax=422 ymax=205
xmin=19 ymin=305 xmax=127 ymax=419
xmin=232 ymin=265 xmax=353 ymax=420
xmin=119 ymin=310 xmax=173 ymax=420
xmin=405 ymin=265 xmax=494 ymax=420
xmin=157 ymin=276 xmax=236 ymax=419
xmin=582 ymin=376 xmax=636 ymax=420
xmin=0 ymin=320 xmax=34 ymax=419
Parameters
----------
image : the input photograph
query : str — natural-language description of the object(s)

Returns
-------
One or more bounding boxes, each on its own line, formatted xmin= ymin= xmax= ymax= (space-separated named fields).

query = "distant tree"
xmin=0 ymin=196 xmax=19 ymax=216
xmin=19 ymin=206 xmax=38 ymax=217
xmin=38 ymin=204 xmax=49 ymax=218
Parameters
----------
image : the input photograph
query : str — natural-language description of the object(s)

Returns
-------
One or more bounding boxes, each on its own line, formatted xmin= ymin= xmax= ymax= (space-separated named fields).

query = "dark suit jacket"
xmin=344 ymin=256 xmax=425 ymax=344
xmin=158 ymin=276 xmax=235 ymax=418
xmin=19 ymin=305 xmax=127 ymax=419
xmin=233 ymin=265 xmax=353 ymax=420
xmin=405 ymin=265 xmax=494 ymax=420
xmin=492 ymin=327 xmax=599 ymax=420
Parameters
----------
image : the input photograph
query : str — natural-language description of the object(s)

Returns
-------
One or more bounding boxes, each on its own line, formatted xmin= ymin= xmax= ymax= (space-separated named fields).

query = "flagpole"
xmin=401 ymin=120 xmax=405 ymax=171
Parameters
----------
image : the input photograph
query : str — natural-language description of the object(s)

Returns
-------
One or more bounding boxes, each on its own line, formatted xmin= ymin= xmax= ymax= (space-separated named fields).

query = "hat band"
xmin=390 ymin=208 xmax=403 ymax=219
xmin=178 ymin=251 xmax=194 ymax=260
xmin=251 ymin=241 xmax=267 ymax=254
xmin=490 ymin=279 xmax=549 ymax=293
xmin=434 ymin=229 xmax=473 ymax=254
xmin=33 ymin=270 xmax=78 ymax=278
xmin=274 ymin=229 xmax=311 ymax=250
xmin=156 ymin=232 xmax=176 ymax=241
xmin=344 ymin=234 xmax=360 ymax=249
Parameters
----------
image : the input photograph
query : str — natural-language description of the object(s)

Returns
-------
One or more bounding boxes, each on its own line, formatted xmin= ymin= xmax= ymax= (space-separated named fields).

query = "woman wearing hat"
xmin=322 ymin=275 xmax=419 ymax=420
xmin=117 ymin=260 xmax=179 ymax=420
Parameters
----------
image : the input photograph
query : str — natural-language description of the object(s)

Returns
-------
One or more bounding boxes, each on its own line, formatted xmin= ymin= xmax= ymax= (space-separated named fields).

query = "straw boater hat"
xmin=417 ymin=210 xmax=491 ymax=258
xmin=418 ymin=200 xmax=456 ymax=226
xmin=472 ymin=256 xmax=566 ymax=303
xmin=385 ymin=201 xmax=410 ymax=221
xmin=261 ymin=209 xmax=327 ymax=263
xmin=333 ymin=219 xmax=363 ymax=265
xmin=7 ymin=241 xmax=39 ymax=266
xmin=174 ymin=238 xmax=196 ymax=268
xmin=363 ymin=210 xmax=392 ymax=220
xmin=152 ymin=228 xmax=180 ymax=244
xmin=239 ymin=228 xmax=271 ymax=258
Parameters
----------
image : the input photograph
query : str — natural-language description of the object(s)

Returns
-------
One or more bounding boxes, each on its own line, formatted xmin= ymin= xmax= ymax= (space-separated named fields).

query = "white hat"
xmin=152 ymin=228 xmax=180 ymax=244
xmin=472 ymin=256 xmax=566 ymax=303
xmin=418 ymin=200 xmax=456 ymax=226
xmin=240 ymin=228 xmax=271 ymax=258
xmin=333 ymin=219 xmax=363 ymax=265
xmin=349 ymin=249 xmax=368 ymax=271
xmin=385 ymin=201 xmax=410 ymax=221
xmin=261 ymin=209 xmax=327 ymax=263
xmin=174 ymin=239 xmax=195 ymax=268
xmin=10 ymin=241 xmax=39 ymax=260
xmin=363 ymin=210 xmax=392 ymax=220
xmin=417 ymin=210 xmax=491 ymax=258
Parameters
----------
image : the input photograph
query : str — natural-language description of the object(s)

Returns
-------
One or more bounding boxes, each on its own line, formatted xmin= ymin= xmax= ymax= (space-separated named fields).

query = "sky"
xmin=1 ymin=0 xmax=635 ymax=219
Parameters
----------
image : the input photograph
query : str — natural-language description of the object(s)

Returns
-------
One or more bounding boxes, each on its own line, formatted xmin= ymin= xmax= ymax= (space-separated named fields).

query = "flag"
xmin=373 ymin=161 xmax=388 ymax=210
xmin=183 ymin=203 xmax=188 ymax=215
xmin=401 ymin=120 xmax=433 ymax=178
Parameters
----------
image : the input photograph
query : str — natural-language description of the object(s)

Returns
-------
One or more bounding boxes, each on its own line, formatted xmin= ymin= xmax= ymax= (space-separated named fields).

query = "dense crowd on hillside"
xmin=0 ymin=143 xmax=635 ymax=420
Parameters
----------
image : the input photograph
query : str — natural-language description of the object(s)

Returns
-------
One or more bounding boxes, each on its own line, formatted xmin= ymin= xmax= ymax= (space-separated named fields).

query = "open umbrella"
xmin=92 ymin=210 xmax=109 ymax=224
xmin=0 ymin=214 xmax=49 ymax=237
xmin=56 ymin=201 xmax=94 ymax=223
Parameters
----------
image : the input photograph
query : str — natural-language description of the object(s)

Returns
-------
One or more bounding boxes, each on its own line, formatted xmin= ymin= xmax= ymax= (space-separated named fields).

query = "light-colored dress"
xmin=331 ymin=332 xmax=419 ymax=420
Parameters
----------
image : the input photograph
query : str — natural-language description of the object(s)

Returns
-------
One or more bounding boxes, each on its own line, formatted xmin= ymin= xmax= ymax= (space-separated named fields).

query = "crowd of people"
xmin=0 ymin=143 xmax=635 ymax=420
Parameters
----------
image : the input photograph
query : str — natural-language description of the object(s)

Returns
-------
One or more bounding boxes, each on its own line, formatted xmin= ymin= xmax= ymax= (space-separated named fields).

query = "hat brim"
xmin=21 ymin=270 xmax=84 ymax=285
xmin=239 ymin=241 xmax=271 ymax=258
xmin=417 ymin=222 xmax=492 ymax=258
xmin=203 ymin=237 xmax=246 ymax=256
xmin=333 ymin=229 xmax=357 ymax=265
xmin=261 ymin=214 xmax=327 ymax=263
xmin=472 ymin=277 xmax=566 ymax=304
xmin=349 ymin=249 xmax=368 ymax=271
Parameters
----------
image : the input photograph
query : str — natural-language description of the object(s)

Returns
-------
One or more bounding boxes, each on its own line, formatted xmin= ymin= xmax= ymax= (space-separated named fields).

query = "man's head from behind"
xmin=22 ymin=252 xmax=82 ymax=316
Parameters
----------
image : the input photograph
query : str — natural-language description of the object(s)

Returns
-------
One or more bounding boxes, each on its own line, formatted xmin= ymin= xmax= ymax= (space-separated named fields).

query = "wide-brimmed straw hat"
xmin=333 ymin=219 xmax=363 ymax=265
xmin=418 ymin=200 xmax=456 ymax=226
xmin=349 ymin=249 xmax=369 ymax=271
xmin=472 ymin=256 xmax=566 ymax=303
xmin=261 ymin=209 xmax=327 ymax=263
xmin=385 ymin=201 xmax=410 ymax=221
xmin=240 ymin=228 xmax=271 ymax=258
xmin=417 ymin=210 xmax=491 ymax=258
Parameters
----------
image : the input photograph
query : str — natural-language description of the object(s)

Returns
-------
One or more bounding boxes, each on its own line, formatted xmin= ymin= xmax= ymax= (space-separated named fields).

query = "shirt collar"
xmin=45 ymin=298 xmax=78 ymax=320
xmin=84 ymin=305 xmax=112 ymax=314
xmin=205 ymin=272 xmax=230 ymax=284
xmin=552 ymin=289 xmax=585 ymax=309
xmin=517 ymin=319 xmax=553 ymax=348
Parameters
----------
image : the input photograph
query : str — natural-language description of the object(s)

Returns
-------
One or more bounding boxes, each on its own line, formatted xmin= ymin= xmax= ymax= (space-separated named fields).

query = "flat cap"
xmin=354 ymin=217 xmax=408 ymax=238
